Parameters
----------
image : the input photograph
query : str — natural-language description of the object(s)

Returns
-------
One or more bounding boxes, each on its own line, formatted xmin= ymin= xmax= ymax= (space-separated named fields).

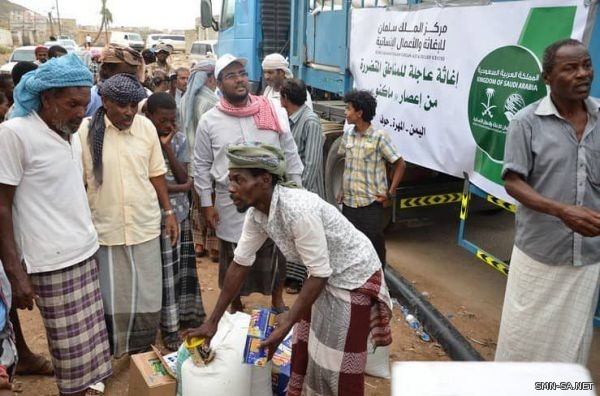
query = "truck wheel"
xmin=324 ymin=136 xmax=345 ymax=208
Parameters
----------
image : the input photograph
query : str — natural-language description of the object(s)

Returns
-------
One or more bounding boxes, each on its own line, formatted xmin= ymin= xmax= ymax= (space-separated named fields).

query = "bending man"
xmin=185 ymin=143 xmax=392 ymax=396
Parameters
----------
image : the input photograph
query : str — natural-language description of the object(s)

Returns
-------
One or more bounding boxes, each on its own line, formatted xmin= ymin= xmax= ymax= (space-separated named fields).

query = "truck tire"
xmin=324 ymin=136 xmax=345 ymax=208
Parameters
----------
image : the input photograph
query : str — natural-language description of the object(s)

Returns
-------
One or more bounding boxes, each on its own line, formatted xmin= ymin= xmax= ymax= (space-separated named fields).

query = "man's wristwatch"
xmin=162 ymin=209 xmax=175 ymax=217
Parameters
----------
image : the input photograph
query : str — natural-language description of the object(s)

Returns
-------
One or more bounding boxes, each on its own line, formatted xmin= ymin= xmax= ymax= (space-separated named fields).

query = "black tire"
xmin=324 ymin=136 xmax=345 ymax=208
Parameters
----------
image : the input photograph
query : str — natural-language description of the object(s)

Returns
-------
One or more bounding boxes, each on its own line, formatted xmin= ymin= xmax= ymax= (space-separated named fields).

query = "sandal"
xmin=285 ymin=281 xmax=302 ymax=295
xmin=86 ymin=381 xmax=105 ymax=395
xmin=15 ymin=354 xmax=54 ymax=376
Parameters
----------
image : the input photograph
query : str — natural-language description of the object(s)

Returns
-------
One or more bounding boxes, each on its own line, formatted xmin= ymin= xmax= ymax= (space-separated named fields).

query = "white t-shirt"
xmin=0 ymin=112 xmax=99 ymax=274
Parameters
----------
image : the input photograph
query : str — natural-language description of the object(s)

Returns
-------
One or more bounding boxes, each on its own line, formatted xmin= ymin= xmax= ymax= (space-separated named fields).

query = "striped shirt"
xmin=289 ymin=105 xmax=325 ymax=198
xmin=338 ymin=126 xmax=401 ymax=208
xmin=181 ymin=85 xmax=218 ymax=156
xmin=163 ymin=131 xmax=190 ymax=224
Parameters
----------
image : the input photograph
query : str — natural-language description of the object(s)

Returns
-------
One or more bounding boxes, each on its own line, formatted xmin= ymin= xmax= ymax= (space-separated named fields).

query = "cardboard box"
xmin=129 ymin=351 xmax=177 ymax=396
xmin=243 ymin=308 xmax=276 ymax=367
xmin=271 ymin=330 xmax=293 ymax=396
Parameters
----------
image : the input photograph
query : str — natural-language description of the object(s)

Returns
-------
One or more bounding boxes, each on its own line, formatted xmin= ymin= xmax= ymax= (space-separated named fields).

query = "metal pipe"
xmin=306 ymin=62 xmax=341 ymax=73
xmin=384 ymin=266 xmax=484 ymax=361
xmin=55 ymin=0 xmax=62 ymax=37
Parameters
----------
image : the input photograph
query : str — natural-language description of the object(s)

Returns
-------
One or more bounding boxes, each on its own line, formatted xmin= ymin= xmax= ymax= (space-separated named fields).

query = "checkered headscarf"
xmin=88 ymin=73 xmax=147 ymax=185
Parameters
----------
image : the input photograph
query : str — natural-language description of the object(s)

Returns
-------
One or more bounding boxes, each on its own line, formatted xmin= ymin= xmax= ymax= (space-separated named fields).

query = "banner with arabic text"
xmin=349 ymin=0 xmax=589 ymax=202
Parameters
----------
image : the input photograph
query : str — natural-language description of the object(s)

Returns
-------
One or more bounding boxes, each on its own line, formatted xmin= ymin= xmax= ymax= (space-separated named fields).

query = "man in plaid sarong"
xmin=0 ymin=55 xmax=112 ymax=395
xmin=179 ymin=59 xmax=219 ymax=260
xmin=185 ymin=143 xmax=392 ymax=395
xmin=79 ymin=74 xmax=179 ymax=359
xmin=146 ymin=92 xmax=206 ymax=351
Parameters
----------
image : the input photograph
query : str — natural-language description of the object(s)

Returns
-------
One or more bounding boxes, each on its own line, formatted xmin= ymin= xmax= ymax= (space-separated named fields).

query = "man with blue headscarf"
xmin=0 ymin=54 xmax=113 ymax=396
xmin=179 ymin=59 xmax=220 ymax=259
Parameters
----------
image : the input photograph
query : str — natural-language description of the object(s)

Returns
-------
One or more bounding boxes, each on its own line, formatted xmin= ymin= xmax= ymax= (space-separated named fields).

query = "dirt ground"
xmin=2 ymin=50 xmax=450 ymax=395
xmin=12 ymin=256 xmax=448 ymax=395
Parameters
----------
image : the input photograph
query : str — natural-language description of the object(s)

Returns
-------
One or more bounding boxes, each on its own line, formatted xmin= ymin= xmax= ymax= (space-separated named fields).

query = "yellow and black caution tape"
xmin=475 ymin=250 xmax=509 ymax=276
xmin=460 ymin=193 xmax=470 ymax=220
xmin=486 ymin=195 xmax=516 ymax=213
xmin=399 ymin=192 xmax=462 ymax=209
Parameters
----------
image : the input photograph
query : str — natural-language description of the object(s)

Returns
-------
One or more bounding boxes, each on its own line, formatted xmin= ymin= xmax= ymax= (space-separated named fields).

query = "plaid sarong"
xmin=288 ymin=269 xmax=392 ymax=396
xmin=160 ymin=218 xmax=206 ymax=335
xmin=219 ymin=238 xmax=286 ymax=296
xmin=96 ymin=237 xmax=162 ymax=358
xmin=191 ymin=189 xmax=219 ymax=252
xmin=30 ymin=257 xmax=112 ymax=394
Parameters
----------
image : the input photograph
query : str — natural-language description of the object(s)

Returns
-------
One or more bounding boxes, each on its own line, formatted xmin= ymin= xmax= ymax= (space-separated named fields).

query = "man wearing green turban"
xmin=184 ymin=143 xmax=393 ymax=396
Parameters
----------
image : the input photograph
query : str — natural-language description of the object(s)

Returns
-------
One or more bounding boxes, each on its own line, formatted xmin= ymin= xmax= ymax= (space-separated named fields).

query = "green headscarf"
xmin=226 ymin=143 xmax=298 ymax=188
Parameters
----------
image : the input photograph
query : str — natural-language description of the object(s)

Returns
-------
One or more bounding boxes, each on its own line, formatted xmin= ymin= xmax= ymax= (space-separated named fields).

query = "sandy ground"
xmin=12 ymin=256 xmax=448 ymax=395
xmin=2 ymin=51 xmax=452 ymax=395
xmin=4 ymin=51 xmax=598 ymax=395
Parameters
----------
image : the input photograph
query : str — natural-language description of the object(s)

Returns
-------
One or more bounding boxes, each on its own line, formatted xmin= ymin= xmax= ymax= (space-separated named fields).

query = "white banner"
xmin=349 ymin=0 xmax=589 ymax=202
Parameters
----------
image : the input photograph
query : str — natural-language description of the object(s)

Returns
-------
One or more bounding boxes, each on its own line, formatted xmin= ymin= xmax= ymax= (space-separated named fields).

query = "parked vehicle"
xmin=110 ymin=31 xmax=145 ymax=52
xmin=155 ymin=34 xmax=186 ymax=53
xmin=0 ymin=46 xmax=37 ymax=74
xmin=146 ymin=33 xmax=163 ymax=49
xmin=189 ymin=40 xmax=217 ymax=63
xmin=44 ymin=39 xmax=80 ymax=53
xmin=44 ymin=39 xmax=90 ymax=65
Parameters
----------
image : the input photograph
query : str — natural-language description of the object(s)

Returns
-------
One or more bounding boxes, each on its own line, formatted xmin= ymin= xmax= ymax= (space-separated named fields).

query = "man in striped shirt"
xmin=280 ymin=79 xmax=325 ymax=197
xmin=280 ymin=79 xmax=326 ymax=293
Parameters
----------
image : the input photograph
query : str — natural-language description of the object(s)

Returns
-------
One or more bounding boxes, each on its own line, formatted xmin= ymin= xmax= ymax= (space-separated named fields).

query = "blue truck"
xmin=200 ymin=0 xmax=600 ymax=326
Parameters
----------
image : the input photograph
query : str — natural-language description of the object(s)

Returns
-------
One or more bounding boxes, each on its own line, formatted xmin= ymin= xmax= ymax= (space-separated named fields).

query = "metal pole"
xmin=55 ymin=0 xmax=62 ymax=37
xmin=48 ymin=12 xmax=55 ymax=38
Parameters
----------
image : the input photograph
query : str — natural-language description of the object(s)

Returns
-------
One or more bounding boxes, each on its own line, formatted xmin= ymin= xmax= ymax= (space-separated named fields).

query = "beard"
xmin=222 ymin=85 xmax=249 ymax=104
xmin=231 ymin=193 xmax=250 ymax=213
xmin=236 ymin=205 xmax=250 ymax=213
xmin=55 ymin=118 xmax=82 ymax=135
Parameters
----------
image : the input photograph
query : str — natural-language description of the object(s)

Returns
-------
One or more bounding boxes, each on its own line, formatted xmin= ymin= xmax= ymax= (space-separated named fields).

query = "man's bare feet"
xmin=15 ymin=353 xmax=54 ymax=376
xmin=195 ymin=244 xmax=206 ymax=258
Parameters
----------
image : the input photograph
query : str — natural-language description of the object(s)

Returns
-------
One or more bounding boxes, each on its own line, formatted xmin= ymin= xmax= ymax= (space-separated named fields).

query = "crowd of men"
xmin=0 ymin=36 xmax=597 ymax=395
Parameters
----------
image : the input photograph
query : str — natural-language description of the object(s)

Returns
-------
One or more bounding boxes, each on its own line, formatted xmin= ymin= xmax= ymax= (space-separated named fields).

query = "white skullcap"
xmin=262 ymin=53 xmax=293 ymax=78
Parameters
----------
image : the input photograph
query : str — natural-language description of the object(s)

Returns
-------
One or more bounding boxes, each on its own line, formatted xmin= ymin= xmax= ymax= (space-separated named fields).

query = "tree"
xmin=92 ymin=0 xmax=112 ymax=45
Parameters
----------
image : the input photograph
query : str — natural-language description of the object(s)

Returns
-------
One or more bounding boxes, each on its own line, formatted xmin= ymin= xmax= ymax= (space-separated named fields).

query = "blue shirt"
xmin=85 ymin=85 xmax=102 ymax=117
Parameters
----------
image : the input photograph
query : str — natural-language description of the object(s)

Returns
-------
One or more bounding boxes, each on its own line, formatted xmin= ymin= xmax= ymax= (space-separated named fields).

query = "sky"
xmin=10 ymin=0 xmax=223 ymax=30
